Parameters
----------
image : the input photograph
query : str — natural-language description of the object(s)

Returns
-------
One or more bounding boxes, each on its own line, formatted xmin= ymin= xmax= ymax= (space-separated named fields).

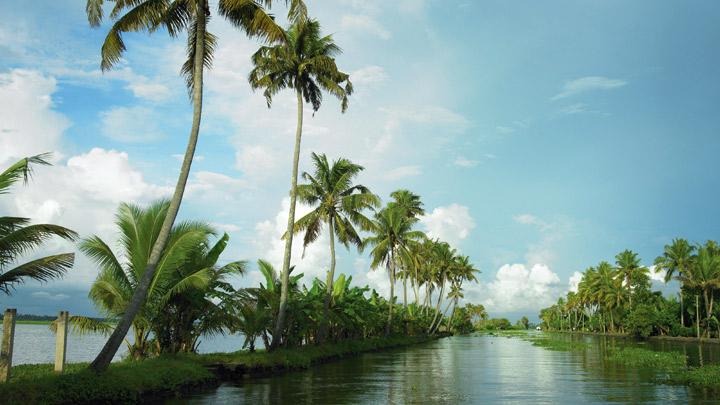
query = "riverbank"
xmin=0 ymin=335 xmax=435 ymax=404
xmin=543 ymin=329 xmax=720 ymax=344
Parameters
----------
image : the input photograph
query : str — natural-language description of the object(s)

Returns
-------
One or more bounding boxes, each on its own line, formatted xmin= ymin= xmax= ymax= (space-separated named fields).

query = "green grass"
xmin=15 ymin=320 xmax=53 ymax=325
xmin=521 ymin=335 xmax=591 ymax=352
xmin=475 ymin=329 xmax=533 ymax=337
xmin=0 ymin=357 xmax=216 ymax=405
xmin=0 ymin=335 xmax=432 ymax=404
xmin=606 ymin=347 xmax=687 ymax=370
xmin=668 ymin=365 xmax=720 ymax=388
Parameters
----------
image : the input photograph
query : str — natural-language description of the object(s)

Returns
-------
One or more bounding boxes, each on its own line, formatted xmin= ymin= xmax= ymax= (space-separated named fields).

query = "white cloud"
xmin=513 ymin=214 xmax=550 ymax=231
xmin=341 ymin=15 xmax=391 ymax=40
xmin=478 ymin=263 xmax=563 ymax=313
xmin=420 ymin=204 xmax=475 ymax=248
xmin=351 ymin=65 xmax=388 ymax=85
xmin=648 ymin=265 xmax=667 ymax=282
xmin=234 ymin=145 xmax=278 ymax=178
xmin=383 ymin=165 xmax=422 ymax=181
xmin=568 ymin=271 xmax=583 ymax=293
xmin=513 ymin=213 xmax=572 ymax=265
xmin=252 ymin=198 xmax=331 ymax=285
xmin=31 ymin=291 xmax=70 ymax=301
xmin=0 ymin=69 xmax=70 ymax=165
xmin=551 ymin=76 xmax=627 ymax=100
xmin=453 ymin=156 xmax=479 ymax=168
xmin=125 ymin=80 xmax=170 ymax=102
xmin=100 ymin=106 xmax=165 ymax=142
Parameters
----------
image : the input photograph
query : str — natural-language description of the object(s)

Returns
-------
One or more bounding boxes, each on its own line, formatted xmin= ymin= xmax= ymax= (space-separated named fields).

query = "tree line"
xmin=539 ymin=240 xmax=720 ymax=339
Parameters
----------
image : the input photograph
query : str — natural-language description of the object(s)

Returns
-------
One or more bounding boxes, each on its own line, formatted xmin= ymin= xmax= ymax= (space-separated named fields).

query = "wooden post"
xmin=54 ymin=311 xmax=69 ymax=373
xmin=1 ymin=308 xmax=17 ymax=383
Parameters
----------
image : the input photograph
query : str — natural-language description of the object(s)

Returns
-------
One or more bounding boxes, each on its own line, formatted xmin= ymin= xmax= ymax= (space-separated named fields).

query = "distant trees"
xmin=541 ymin=242 xmax=720 ymax=340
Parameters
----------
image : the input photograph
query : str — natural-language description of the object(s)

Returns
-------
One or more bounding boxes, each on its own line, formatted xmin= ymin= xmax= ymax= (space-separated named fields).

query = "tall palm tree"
xmin=0 ymin=154 xmax=77 ymax=294
xmin=655 ymin=238 xmax=695 ymax=327
xmin=615 ymin=249 xmax=647 ymax=306
xmin=364 ymin=206 xmax=425 ymax=335
xmin=386 ymin=190 xmax=424 ymax=310
xmin=249 ymin=18 xmax=353 ymax=348
xmin=84 ymin=0 xmax=292 ymax=371
xmin=290 ymin=153 xmax=379 ymax=341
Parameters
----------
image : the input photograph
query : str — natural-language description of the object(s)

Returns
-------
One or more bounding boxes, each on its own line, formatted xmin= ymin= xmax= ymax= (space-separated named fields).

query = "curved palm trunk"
xmin=271 ymin=88 xmax=304 ymax=349
xmin=403 ymin=276 xmax=408 ymax=308
xmin=704 ymin=289 xmax=714 ymax=338
xmin=89 ymin=7 xmax=207 ymax=372
xmin=446 ymin=298 xmax=458 ymax=331
xmin=428 ymin=276 xmax=446 ymax=334
xmin=318 ymin=216 xmax=336 ymax=343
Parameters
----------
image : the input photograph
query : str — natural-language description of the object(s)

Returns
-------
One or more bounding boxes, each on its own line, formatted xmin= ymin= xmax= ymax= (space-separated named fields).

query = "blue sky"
xmin=1 ymin=0 xmax=718 ymax=320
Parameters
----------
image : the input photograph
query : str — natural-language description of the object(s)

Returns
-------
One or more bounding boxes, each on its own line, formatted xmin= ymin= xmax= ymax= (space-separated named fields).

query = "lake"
xmin=0 ymin=324 xmax=249 ymax=365
xmin=171 ymin=333 xmax=720 ymax=404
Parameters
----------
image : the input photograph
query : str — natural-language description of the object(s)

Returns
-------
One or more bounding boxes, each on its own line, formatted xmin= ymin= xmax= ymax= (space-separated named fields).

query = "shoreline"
xmin=0 ymin=335 xmax=438 ymax=404
xmin=543 ymin=329 xmax=720 ymax=344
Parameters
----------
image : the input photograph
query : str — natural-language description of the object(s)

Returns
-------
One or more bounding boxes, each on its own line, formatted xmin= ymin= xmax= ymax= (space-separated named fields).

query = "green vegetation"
xmin=606 ymin=347 xmax=686 ymax=370
xmin=0 ymin=154 xmax=77 ymax=294
xmin=0 ymin=336 xmax=429 ymax=404
xmin=539 ymin=241 xmax=720 ymax=340
xmin=668 ymin=365 xmax=720 ymax=388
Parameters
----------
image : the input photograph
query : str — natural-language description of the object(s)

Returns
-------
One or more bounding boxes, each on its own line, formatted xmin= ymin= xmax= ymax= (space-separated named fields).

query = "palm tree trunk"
xmin=696 ymin=294 xmax=701 ymax=339
xmin=680 ymin=290 xmax=685 ymax=326
xmin=319 ymin=216 xmax=336 ymax=343
xmin=271 ymin=87 xmax=305 ymax=349
xmin=428 ymin=277 xmax=446 ymax=334
xmin=386 ymin=251 xmax=396 ymax=336
xmin=704 ymin=289 xmax=714 ymax=338
xmin=412 ymin=269 xmax=420 ymax=305
xmin=89 ymin=6 xmax=207 ymax=372
xmin=403 ymin=276 xmax=408 ymax=309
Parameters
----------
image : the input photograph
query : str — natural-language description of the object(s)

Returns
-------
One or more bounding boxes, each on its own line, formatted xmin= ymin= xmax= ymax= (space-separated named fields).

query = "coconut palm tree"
xmin=0 ymin=154 xmax=78 ymax=294
xmin=615 ymin=249 xmax=648 ymax=306
xmin=655 ymin=238 xmax=695 ymax=327
xmin=364 ymin=206 xmax=425 ymax=335
xmin=249 ymin=18 xmax=353 ymax=348
xmin=77 ymin=200 xmax=243 ymax=358
xmin=84 ymin=0 xmax=295 ymax=371
xmin=386 ymin=190 xmax=424 ymax=309
xmin=676 ymin=243 xmax=720 ymax=338
xmin=290 ymin=153 xmax=379 ymax=341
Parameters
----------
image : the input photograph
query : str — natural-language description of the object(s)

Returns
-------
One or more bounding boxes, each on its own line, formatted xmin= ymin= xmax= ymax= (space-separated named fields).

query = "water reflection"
xmin=173 ymin=335 xmax=720 ymax=404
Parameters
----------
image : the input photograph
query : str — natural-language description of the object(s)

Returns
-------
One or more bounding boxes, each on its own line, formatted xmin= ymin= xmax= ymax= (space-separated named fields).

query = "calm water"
xmin=0 ymin=324 xmax=249 ymax=364
xmin=171 ymin=334 xmax=720 ymax=404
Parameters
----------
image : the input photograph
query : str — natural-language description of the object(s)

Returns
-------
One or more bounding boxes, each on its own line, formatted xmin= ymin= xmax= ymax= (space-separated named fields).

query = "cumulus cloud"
xmin=568 ymin=271 xmax=583 ymax=293
xmin=252 ymin=198 xmax=331 ymax=286
xmin=100 ymin=106 xmax=165 ymax=142
xmin=478 ymin=263 xmax=563 ymax=313
xmin=235 ymin=145 xmax=278 ymax=178
xmin=551 ymin=76 xmax=627 ymax=100
xmin=421 ymin=204 xmax=475 ymax=248
xmin=341 ymin=15 xmax=391 ymax=39
xmin=648 ymin=265 xmax=667 ymax=282
xmin=0 ymin=69 xmax=70 ymax=165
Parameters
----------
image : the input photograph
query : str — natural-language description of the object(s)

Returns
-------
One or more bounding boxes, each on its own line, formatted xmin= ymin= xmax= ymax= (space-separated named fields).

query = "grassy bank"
xmin=0 ymin=335 xmax=434 ymax=405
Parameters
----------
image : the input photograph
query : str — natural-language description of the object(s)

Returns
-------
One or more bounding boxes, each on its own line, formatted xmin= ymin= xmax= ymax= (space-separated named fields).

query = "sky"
xmin=1 ymin=0 xmax=718 ymax=321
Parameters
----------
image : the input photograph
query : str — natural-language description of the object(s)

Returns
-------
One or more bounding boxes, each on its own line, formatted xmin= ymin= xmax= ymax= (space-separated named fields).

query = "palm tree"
xmin=0 ymin=154 xmax=77 ymax=294
xmin=386 ymin=190 xmax=424 ymax=310
xmin=290 ymin=153 xmax=379 ymax=341
xmin=78 ymin=200 xmax=243 ymax=358
xmin=615 ymin=249 xmax=648 ymax=306
xmin=84 ymin=0 xmax=293 ymax=371
xmin=677 ymin=243 xmax=720 ymax=338
xmin=364 ymin=206 xmax=425 ymax=335
xmin=249 ymin=18 xmax=353 ymax=348
xmin=655 ymin=238 xmax=695 ymax=327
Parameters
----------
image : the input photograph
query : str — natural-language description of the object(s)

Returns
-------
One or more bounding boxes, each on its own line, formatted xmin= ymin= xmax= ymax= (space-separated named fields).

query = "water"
xmin=171 ymin=334 xmax=720 ymax=404
xmin=0 ymin=324 xmax=248 ymax=365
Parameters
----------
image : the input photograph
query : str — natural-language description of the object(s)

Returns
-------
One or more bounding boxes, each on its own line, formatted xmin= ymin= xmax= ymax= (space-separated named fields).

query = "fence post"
xmin=54 ymin=311 xmax=69 ymax=373
xmin=0 ymin=308 xmax=17 ymax=382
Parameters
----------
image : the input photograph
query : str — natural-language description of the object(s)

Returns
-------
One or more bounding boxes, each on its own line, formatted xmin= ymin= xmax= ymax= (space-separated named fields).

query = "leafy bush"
xmin=625 ymin=304 xmax=657 ymax=338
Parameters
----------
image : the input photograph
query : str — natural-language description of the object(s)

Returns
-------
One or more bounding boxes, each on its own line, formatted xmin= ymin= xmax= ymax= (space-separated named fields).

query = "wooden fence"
xmin=0 ymin=308 xmax=70 ymax=382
